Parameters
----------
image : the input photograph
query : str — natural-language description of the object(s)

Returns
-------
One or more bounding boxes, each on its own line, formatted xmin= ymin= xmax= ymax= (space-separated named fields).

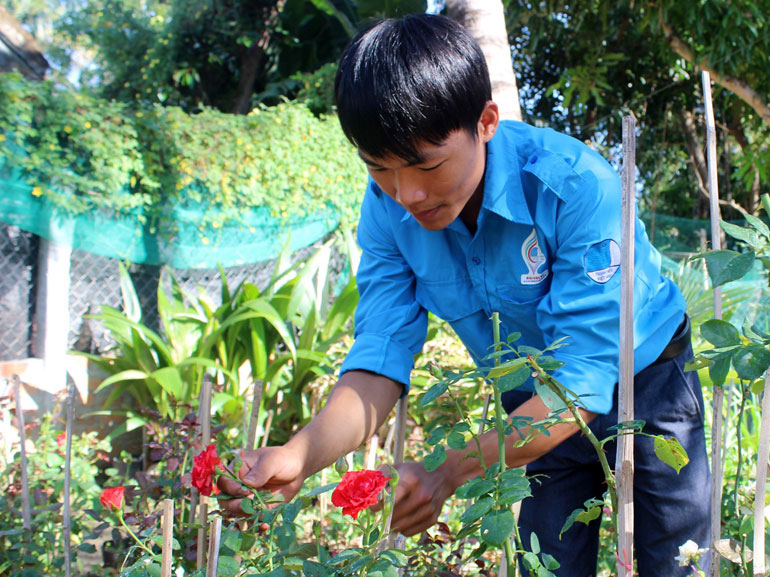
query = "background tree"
xmin=505 ymin=0 xmax=769 ymax=219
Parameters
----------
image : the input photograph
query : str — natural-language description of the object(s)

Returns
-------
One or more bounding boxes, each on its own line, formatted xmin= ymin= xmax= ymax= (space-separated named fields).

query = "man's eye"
xmin=419 ymin=161 xmax=444 ymax=172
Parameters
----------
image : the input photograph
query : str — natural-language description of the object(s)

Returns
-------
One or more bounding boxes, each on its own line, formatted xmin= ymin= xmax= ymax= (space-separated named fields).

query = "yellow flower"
xmin=32 ymin=187 xmax=43 ymax=197
xmin=63 ymin=125 xmax=72 ymax=134
xmin=201 ymin=237 xmax=210 ymax=245
xmin=0 ymin=134 xmax=5 ymax=142
xmin=130 ymin=176 xmax=137 ymax=187
xmin=84 ymin=121 xmax=92 ymax=129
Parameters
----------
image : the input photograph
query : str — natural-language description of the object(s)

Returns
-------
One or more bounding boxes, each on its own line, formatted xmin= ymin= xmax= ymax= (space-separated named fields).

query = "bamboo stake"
xmin=161 ymin=499 xmax=174 ymax=577
xmin=63 ymin=376 xmax=76 ymax=577
xmin=205 ymin=517 xmax=222 ymax=577
xmin=753 ymin=372 xmax=770 ymax=576
xmin=246 ymin=379 xmax=264 ymax=451
xmin=12 ymin=375 xmax=31 ymax=531
xmin=383 ymin=395 xmax=408 ymax=551
xmin=196 ymin=496 xmax=209 ymax=570
xmin=703 ymin=70 xmax=725 ymax=577
xmin=366 ymin=434 xmax=379 ymax=470
xmin=616 ymin=115 xmax=636 ymax=577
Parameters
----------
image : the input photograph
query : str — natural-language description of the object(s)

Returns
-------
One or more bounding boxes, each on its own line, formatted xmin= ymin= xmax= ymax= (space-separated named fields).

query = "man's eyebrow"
xmin=357 ymin=151 xmax=432 ymax=168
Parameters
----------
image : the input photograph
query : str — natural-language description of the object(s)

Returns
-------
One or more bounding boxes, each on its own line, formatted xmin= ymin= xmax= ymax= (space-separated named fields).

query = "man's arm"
xmin=219 ymin=370 xmax=402 ymax=514
xmin=389 ymin=394 xmax=595 ymax=536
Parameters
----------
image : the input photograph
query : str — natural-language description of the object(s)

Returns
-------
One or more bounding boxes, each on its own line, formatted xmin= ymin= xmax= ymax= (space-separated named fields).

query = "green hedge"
xmin=0 ymin=73 xmax=366 ymax=229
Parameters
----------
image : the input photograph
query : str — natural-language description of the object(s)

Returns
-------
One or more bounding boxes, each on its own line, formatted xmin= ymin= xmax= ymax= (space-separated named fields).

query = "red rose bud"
xmin=428 ymin=362 xmax=443 ymax=379
xmin=331 ymin=470 xmax=391 ymax=520
xmin=100 ymin=486 xmax=125 ymax=511
xmin=192 ymin=444 xmax=221 ymax=497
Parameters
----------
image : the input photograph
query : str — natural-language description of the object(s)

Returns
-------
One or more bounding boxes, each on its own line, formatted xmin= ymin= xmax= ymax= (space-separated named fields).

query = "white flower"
xmin=675 ymin=540 xmax=708 ymax=567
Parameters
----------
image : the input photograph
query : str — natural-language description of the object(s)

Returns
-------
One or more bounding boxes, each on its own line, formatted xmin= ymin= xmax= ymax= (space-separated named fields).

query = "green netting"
xmin=0 ymin=171 xmax=340 ymax=269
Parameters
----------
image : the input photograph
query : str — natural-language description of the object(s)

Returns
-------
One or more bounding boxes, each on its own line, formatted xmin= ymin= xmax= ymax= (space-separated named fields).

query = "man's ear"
xmin=478 ymin=101 xmax=500 ymax=143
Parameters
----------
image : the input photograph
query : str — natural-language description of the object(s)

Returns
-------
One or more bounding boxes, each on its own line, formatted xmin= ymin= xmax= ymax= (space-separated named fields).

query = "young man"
xmin=221 ymin=14 xmax=710 ymax=576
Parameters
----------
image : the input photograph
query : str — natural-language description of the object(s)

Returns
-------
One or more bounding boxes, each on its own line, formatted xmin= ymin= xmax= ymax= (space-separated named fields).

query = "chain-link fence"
xmin=0 ymin=223 xmax=38 ymax=361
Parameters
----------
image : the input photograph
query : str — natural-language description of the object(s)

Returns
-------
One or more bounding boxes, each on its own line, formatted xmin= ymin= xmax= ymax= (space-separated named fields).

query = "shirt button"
xmin=531 ymin=156 xmax=538 ymax=163
xmin=472 ymin=257 xmax=481 ymax=265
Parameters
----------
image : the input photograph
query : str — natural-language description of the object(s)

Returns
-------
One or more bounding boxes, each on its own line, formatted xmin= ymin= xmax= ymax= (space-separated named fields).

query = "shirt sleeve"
xmin=339 ymin=182 xmax=428 ymax=390
xmin=535 ymin=156 xmax=627 ymax=414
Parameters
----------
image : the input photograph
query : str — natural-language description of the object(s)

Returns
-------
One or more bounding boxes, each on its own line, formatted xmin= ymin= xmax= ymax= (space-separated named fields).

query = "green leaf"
xmin=531 ymin=532 xmax=540 ymax=555
xmin=218 ymin=556 xmax=241 ymax=576
xmin=421 ymin=381 xmax=448 ymax=406
xmin=653 ymin=435 xmax=689 ymax=473
xmin=460 ymin=497 xmax=494 ymax=524
xmin=302 ymin=560 xmax=330 ymax=577
xmin=703 ymin=250 xmax=755 ymax=286
xmin=487 ymin=357 xmax=528 ymax=379
xmin=533 ymin=379 xmax=567 ymax=411
xmin=709 ymin=356 xmax=731 ymax=387
xmin=701 ymin=319 xmax=741 ymax=347
xmin=744 ymin=213 xmax=770 ymax=238
xmin=721 ymin=221 xmax=762 ymax=250
xmin=497 ymin=366 xmax=531 ymax=393
xmin=447 ymin=430 xmax=467 ymax=450
xmin=733 ymin=345 xmax=770 ymax=381
xmin=424 ymin=444 xmax=447 ymax=472
xmin=149 ymin=367 xmax=183 ymax=398
xmin=456 ymin=478 xmax=495 ymax=499
xmin=480 ymin=509 xmax=515 ymax=546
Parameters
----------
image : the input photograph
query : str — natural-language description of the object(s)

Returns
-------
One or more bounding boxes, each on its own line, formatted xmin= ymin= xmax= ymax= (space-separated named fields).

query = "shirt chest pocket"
xmin=495 ymin=283 xmax=548 ymax=320
xmin=414 ymin=276 xmax=484 ymax=322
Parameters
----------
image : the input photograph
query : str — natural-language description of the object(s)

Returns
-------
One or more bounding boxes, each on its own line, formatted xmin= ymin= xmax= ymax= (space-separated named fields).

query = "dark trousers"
xmin=502 ymin=343 xmax=711 ymax=577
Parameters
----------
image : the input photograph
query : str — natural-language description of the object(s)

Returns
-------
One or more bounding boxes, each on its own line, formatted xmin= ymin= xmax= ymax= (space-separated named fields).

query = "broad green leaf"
xmin=447 ymin=430 xmax=467 ymax=450
xmin=217 ymin=556 xmax=240 ymax=576
xmin=95 ymin=369 xmax=149 ymax=393
xmin=703 ymin=250 xmax=755 ymax=286
xmin=701 ymin=319 xmax=741 ymax=347
xmin=150 ymin=367 xmax=183 ymax=398
xmin=531 ymin=532 xmax=540 ymax=554
xmin=301 ymin=560 xmax=330 ymax=577
xmin=424 ymin=444 xmax=447 ymax=472
xmin=461 ymin=497 xmax=495 ymax=524
xmin=744 ymin=213 xmax=770 ymax=238
xmin=733 ymin=345 xmax=770 ymax=381
xmin=653 ymin=435 xmax=689 ymax=473
xmin=480 ymin=509 xmax=515 ymax=546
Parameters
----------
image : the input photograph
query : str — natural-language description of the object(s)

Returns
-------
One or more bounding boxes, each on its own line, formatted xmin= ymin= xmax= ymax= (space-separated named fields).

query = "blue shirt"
xmin=340 ymin=121 xmax=686 ymax=414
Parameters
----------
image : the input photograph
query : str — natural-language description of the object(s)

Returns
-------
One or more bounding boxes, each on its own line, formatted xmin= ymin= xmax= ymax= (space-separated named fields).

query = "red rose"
xmin=100 ymin=486 xmax=125 ymax=511
xmin=331 ymin=470 xmax=391 ymax=520
xmin=56 ymin=433 xmax=66 ymax=448
xmin=192 ymin=444 xmax=221 ymax=497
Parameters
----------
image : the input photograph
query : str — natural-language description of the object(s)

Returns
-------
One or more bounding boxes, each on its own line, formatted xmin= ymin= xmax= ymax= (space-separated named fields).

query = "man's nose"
xmin=394 ymin=175 xmax=427 ymax=208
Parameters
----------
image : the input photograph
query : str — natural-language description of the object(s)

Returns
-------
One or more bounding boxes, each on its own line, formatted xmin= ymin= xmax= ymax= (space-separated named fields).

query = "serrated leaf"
xmin=653 ymin=435 xmax=689 ymax=473
xmin=744 ymin=213 xmax=769 ymax=238
xmin=424 ymin=444 xmax=447 ymax=472
xmin=461 ymin=497 xmax=494 ymax=524
xmin=421 ymin=381 xmax=448 ymax=406
xmin=456 ymin=478 xmax=495 ymax=499
xmin=488 ymin=357 xmax=528 ymax=379
xmin=533 ymin=379 xmax=567 ymax=411
xmin=480 ymin=509 xmax=515 ymax=546
xmin=721 ymin=221 xmax=762 ymax=250
xmin=447 ymin=430 xmax=467 ymax=450
xmin=497 ymin=366 xmax=531 ymax=393
xmin=530 ymin=532 xmax=540 ymax=555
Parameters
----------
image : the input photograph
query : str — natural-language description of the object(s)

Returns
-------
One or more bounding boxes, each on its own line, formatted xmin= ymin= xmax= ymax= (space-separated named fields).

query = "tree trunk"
xmin=445 ymin=0 xmax=522 ymax=121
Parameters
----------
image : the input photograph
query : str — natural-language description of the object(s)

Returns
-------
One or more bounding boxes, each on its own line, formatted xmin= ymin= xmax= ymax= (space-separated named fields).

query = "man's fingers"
xmin=219 ymin=496 xmax=246 ymax=517
xmin=218 ymin=475 xmax=249 ymax=497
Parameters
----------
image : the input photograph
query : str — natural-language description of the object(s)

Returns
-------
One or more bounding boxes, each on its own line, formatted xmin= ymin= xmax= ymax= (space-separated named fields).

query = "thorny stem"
xmin=528 ymin=355 xmax=618 ymax=522
xmin=448 ymin=387 xmax=487 ymax=473
xmin=734 ymin=381 xmax=748 ymax=521
xmin=118 ymin=513 xmax=155 ymax=557
xmin=491 ymin=313 xmax=516 ymax=577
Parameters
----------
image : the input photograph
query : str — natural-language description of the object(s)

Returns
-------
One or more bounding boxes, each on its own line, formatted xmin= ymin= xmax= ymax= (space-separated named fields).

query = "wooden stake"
xmin=366 ymin=434 xmax=379 ymax=470
xmin=703 ymin=70 xmax=725 ymax=577
xmin=616 ymin=115 xmax=636 ymax=577
xmin=753 ymin=372 xmax=770 ymax=576
xmin=205 ymin=517 xmax=222 ymax=577
xmin=12 ymin=375 xmax=31 ymax=531
xmin=197 ymin=496 xmax=209 ymax=570
xmin=63 ymin=376 xmax=76 ymax=577
xmin=161 ymin=499 xmax=174 ymax=577
xmin=199 ymin=374 xmax=213 ymax=446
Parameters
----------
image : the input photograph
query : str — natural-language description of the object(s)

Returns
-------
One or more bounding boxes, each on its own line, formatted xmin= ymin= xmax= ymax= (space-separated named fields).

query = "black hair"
xmin=334 ymin=13 xmax=491 ymax=164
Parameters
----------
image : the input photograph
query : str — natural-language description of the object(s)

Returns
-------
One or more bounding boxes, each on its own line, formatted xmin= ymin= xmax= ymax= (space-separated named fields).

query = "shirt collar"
xmin=481 ymin=124 xmax=533 ymax=226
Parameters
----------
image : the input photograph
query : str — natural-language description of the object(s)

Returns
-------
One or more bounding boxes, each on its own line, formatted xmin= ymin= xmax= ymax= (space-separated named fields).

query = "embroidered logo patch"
xmin=521 ymin=228 xmax=549 ymax=285
xmin=584 ymin=239 xmax=621 ymax=284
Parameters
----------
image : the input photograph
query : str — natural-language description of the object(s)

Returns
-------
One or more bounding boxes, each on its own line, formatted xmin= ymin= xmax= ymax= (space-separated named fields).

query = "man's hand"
xmin=218 ymin=446 xmax=305 ymax=517
xmin=388 ymin=461 xmax=455 ymax=537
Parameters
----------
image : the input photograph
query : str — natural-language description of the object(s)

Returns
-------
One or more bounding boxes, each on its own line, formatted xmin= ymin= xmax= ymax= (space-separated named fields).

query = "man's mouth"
xmin=413 ymin=206 xmax=441 ymax=222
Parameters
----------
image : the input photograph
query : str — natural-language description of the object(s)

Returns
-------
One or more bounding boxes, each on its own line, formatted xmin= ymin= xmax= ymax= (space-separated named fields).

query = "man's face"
xmin=357 ymin=102 xmax=499 ymax=231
